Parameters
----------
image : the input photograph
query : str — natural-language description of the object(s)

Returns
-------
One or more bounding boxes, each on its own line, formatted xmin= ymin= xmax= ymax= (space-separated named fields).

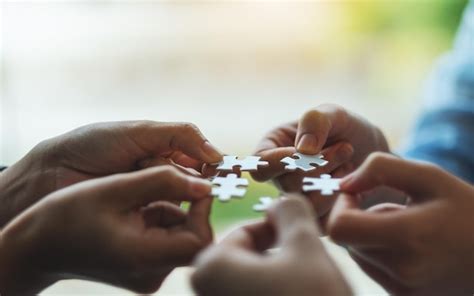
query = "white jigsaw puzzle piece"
xmin=211 ymin=174 xmax=249 ymax=202
xmin=302 ymin=174 xmax=341 ymax=195
xmin=217 ymin=155 xmax=269 ymax=171
xmin=281 ymin=153 xmax=328 ymax=172
xmin=252 ymin=196 xmax=275 ymax=212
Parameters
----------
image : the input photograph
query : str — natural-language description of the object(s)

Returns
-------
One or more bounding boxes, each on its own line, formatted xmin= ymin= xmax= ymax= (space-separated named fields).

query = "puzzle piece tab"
xmin=302 ymin=174 xmax=341 ymax=195
xmin=217 ymin=155 xmax=269 ymax=171
xmin=252 ymin=196 xmax=275 ymax=212
xmin=211 ymin=174 xmax=249 ymax=202
xmin=281 ymin=153 xmax=328 ymax=172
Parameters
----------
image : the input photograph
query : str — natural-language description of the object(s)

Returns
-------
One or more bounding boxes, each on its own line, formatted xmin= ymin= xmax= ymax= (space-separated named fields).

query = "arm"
xmin=402 ymin=1 xmax=474 ymax=183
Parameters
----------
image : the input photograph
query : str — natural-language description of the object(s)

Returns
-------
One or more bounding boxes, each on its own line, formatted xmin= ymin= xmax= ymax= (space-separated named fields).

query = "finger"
xmin=328 ymin=193 xmax=410 ymax=247
xmin=170 ymin=152 xmax=205 ymax=171
xmin=139 ymin=156 xmax=202 ymax=177
xmin=254 ymin=122 xmax=298 ymax=153
xmin=340 ymin=152 xmax=443 ymax=200
xmin=269 ymin=198 xmax=322 ymax=253
xmin=187 ymin=197 xmax=214 ymax=244
xmin=295 ymin=104 xmax=350 ymax=154
xmin=142 ymin=201 xmax=187 ymax=228
xmin=250 ymin=147 xmax=295 ymax=182
xmin=104 ymin=166 xmax=212 ymax=208
xmin=220 ymin=221 xmax=276 ymax=252
xmin=128 ymin=121 xmax=223 ymax=164
xmin=202 ymin=163 xmax=243 ymax=178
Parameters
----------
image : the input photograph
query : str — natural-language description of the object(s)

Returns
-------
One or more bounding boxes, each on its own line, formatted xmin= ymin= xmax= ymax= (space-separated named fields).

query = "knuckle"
xmin=366 ymin=152 xmax=392 ymax=169
xmin=179 ymin=122 xmax=201 ymax=135
xmin=416 ymin=161 xmax=444 ymax=177
xmin=158 ymin=165 xmax=181 ymax=179
xmin=130 ymin=120 xmax=158 ymax=131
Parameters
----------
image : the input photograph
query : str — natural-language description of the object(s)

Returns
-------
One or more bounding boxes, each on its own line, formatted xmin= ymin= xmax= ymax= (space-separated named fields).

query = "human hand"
xmin=250 ymin=104 xmax=389 ymax=219
xmin=328 ymin=153 xmax=474 ymax=295
xmin=0 ymin=166 xmax=214 ymax=294
xmin=192 ymin=198 xmax=351 ymax=296
xmin=0 ymin=121 xmax=222 ymax=226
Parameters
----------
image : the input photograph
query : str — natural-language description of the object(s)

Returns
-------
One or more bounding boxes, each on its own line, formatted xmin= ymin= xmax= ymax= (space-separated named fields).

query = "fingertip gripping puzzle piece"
xmin=217 ymin=155 xmax=269 ymax=171
xmin=211 ymin=174 xmax=249 ymax=202
xmin=281 ymin=153 xmax=328 ymax=172
xmin=302 ymin=174 xmax=341 ymax=196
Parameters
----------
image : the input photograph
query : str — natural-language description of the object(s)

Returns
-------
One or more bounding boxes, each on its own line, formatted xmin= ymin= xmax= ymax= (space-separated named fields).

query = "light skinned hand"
xmin=192 ymin=198 xmax=351 ymax=296
xmin=328 ymin=152 xmax=474 ymax=295
xmin=0 ymin=166 xmax=214 ymax=295
xmin=0 ymin=121 xmax=222 ymax=226
xmin=250 ymin=104 xmax=389 ymax=219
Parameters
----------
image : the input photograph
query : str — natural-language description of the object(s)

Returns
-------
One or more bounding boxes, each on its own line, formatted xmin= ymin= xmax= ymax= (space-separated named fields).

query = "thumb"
xmin=295 ymin=105 xmax=349 ymax=154
xmin=128 ymin=121 xmax=223 ymax=164
xmin=268 ymin=197 xmax=323 ymax=254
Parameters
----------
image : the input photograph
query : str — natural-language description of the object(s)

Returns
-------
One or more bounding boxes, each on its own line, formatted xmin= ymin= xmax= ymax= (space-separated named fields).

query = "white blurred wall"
xmin=1 ymin=1 xmax=424 ymax=164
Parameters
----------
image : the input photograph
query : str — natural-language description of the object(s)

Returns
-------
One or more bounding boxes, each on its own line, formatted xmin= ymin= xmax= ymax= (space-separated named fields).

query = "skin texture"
xmin=249 ymin=104 xmax=391 ymax=221
xmin=192 ymin=198 xmax=352 ymax=296
xmin=0 ymin=166 xmax=214 ymax=295
xmin=0 ymin=121 xmax=222 ymax=227
xmin=328 ymin=153 xmax=474 ymax=295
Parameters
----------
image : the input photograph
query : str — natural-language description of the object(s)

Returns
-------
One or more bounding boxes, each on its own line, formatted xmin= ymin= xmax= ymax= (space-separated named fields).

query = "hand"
xmin=0 ymin=121 xmax=222 ymax=226
xmin=192 ymin=198 xmax=351 ymax=296
xmin=250 ymin=104 xmax=389 ymax=219
xmin=328 ymin=153 xmax=474 ymax=295
xmin=0 ymin=166 xmax=214 ymax=294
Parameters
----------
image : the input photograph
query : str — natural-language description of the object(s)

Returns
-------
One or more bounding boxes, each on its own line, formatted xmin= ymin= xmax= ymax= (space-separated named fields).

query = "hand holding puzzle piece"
xmin=210 ymin=153 xmax=341 ymax=211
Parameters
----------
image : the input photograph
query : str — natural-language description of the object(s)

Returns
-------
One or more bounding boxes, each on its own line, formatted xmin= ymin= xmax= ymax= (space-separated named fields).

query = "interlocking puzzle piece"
xmin=217 ymin=155 xmax=269 ymax=171
xmin=302 ymin=174 xmax=341 ymax=195
xmin=252 ymin=196 xmax=275 ymax=212
xmin=281 ymin=153 xmax=328 ymax=172
xmin=211 ymin=174 xmax=249 ymax=202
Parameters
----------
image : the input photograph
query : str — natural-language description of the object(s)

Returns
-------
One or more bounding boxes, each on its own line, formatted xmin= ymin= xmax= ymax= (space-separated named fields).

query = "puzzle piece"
xmin=302 ymin=174 xmax=341 ymax=195
xmin=211 ymin=174 xmax=249 ymax=202
xmin=217 ymin=155 xmax=269 ymax=171
xmin=281 ymin=153 xmax=328 ymax=172
xmin=252 ymin=196 xmax=275 ymax=212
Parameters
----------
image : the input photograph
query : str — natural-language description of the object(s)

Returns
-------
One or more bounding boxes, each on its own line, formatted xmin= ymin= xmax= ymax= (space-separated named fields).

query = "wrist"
xmin=0 ymin=147 xmax=57 ymax=227
xmin=0 ymin=216 xmax=57 ymax=295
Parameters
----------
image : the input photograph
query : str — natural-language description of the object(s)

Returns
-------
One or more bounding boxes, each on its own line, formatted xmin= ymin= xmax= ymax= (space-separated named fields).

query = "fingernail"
xmin=190 ymin=178 xmax=212 ymax=196
xmin=297 ymin=134 xmax=318 ymax=153
xmin=201 ymin=141 xmax=223 ymax=162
